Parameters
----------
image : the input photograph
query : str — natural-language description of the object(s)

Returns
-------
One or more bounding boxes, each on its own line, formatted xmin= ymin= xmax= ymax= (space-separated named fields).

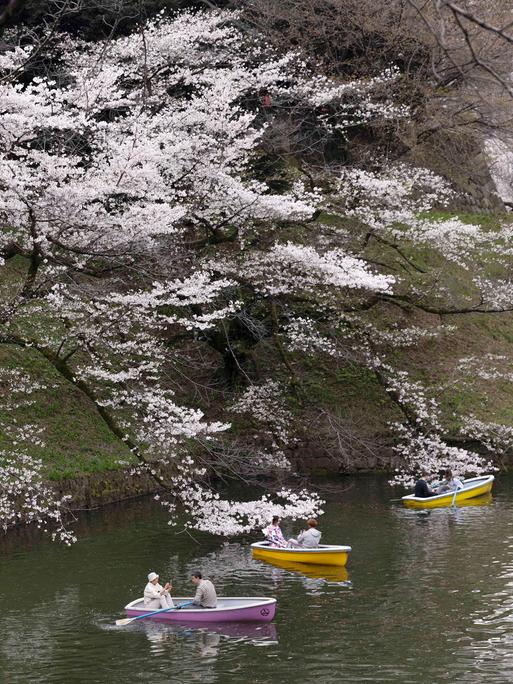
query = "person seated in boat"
xmin=144 ymin=571 xmax=174 ymax=609
xmin=414 ymin=469 xmax=437 ymax=498
xmin=191 ymin=571 xmax=217 ymax=608
xmin=264 ymin=516 xmax=287 ymax=548
xmin=435 ymin=469 xmax=464 ymax=494
xmin=288 ymin=518 xmax=322 ymax=548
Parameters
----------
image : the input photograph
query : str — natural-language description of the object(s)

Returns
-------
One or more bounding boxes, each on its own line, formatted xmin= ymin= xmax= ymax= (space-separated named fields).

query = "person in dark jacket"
xmin=414 ymin=469 xmax=436 ymax=498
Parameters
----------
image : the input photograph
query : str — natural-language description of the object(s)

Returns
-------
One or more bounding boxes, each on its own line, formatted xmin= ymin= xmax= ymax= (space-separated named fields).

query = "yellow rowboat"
xmin=251 ymin=541 xmax=351 ymax=567
xmin=401 ymin=475 xmax=494 ymax=509
xmin=252 ymin=555 xmax=349 ymax=582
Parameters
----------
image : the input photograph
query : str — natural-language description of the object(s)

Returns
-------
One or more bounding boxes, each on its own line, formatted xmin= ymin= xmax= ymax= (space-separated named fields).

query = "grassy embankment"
xmin=0 ymin=255 xmax=135 ymax=481
xmin=2 ymin=211 xmax=513 ymax=484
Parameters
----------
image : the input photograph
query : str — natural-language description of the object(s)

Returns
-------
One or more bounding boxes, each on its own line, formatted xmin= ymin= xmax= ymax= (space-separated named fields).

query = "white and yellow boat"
xmin=401 ymin=474 xmax=494 ymax=509
xmin=251 ymin=541 xmax=351 ymax=567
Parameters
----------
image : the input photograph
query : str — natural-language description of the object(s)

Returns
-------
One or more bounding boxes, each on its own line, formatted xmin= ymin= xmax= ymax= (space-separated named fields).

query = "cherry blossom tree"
xmin=1 ymin=8 xmax=402 ymax=538
xmin=1 ymin=6 xmax=511 ymax=540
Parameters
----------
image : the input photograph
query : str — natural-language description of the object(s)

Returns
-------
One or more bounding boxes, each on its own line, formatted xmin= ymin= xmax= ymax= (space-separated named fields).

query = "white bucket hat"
xmin=147 ymin=571 xmax=159 ymax=582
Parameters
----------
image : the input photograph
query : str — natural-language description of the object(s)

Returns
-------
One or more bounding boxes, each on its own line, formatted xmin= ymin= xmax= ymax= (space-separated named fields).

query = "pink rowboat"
xmin=124 ymin=597 xmax=276 ymax=623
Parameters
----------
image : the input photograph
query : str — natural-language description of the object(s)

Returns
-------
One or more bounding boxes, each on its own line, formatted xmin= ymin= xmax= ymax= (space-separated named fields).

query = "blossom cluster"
xmin=0 ymin=452 xmax=76 ymax=545
xmin=217 ymin=242 xmax=395 ymax=297
xmin=461 ymin=417 xmax=513 ymax=455
xmin=230 ymin=380 xmax=294 ymax=453
xmin=377 ymin=365 xmax=492 ymax=487
xmin=284 ymin=317 xmax=339 ymax=356
xmin=0 ymin=369 xmax=74 ymax=542
xmin=174 ymin=484 xmax=324 ymax=536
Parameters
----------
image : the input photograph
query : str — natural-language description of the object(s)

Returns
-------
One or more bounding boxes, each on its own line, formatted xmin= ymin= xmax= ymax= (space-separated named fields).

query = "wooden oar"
xmin=116 ymin=601 xmax=193 ymax=626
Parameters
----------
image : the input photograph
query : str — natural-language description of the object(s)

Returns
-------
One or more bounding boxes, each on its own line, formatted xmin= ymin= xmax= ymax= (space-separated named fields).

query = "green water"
xmin=1 ymin=475 xmax=513 ymax=683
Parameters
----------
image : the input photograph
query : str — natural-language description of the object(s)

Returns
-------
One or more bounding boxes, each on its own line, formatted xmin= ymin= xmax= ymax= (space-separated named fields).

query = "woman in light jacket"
xmin=144 ymin=571 xmax=174 ymax=609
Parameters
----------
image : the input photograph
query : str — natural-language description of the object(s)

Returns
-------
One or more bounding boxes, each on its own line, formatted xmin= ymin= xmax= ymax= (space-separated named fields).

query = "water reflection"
xmin=140 ymin=620 xmax=278 ymax=647
xmin=252 ymin=557 xmax=350 ymax=584
xmin=136 ymin=620 xmax=278 ymax=683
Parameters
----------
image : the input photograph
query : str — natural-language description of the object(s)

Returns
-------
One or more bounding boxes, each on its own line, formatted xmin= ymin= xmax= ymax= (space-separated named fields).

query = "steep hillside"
xmin=3 ymin=210 xmax=513 ymax=488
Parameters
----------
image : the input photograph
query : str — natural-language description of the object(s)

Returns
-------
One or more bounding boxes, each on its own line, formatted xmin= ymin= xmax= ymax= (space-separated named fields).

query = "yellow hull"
xmin=403 ymin=478 xmax=493 ymax=509
xmin=253 ymin=556 xmax=349 ymax=582
xmin=251 ymin=547 xmax=349 ymax=567
xmin=453 ymin=493 xmax=493 ymax=508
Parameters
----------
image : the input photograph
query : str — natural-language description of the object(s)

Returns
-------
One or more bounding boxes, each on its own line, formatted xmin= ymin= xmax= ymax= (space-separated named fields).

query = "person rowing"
xmin=144 ymin=571 xmax=174 ymax=609
xmin=191 ymin=571 xmax=217 ymax=608
xmin=414 ymin=469 xmax=437 ymax=498
xmin=288 ymin=518 xmax=321 ymax=548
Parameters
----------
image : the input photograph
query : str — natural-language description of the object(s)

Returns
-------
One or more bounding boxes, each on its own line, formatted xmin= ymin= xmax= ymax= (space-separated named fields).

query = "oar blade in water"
xmin=115 ymin=617 xmax=134 ymax=626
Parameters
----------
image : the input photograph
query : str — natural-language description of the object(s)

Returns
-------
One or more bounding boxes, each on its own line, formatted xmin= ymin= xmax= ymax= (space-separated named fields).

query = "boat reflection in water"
xmin=140 ymin=619 xmax=278 ymax=650
xmin=448 ymin=493 xmax=492 ymax=508
xmin=254 ymin=556 xmax=350 ymax=584
xmin=140 ymin=621 xmax=277 ymax=684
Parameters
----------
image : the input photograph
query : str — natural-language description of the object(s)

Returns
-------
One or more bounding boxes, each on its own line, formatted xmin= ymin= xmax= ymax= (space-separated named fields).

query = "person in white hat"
xmin=143 ymin=571 xmax=174 ymax=610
